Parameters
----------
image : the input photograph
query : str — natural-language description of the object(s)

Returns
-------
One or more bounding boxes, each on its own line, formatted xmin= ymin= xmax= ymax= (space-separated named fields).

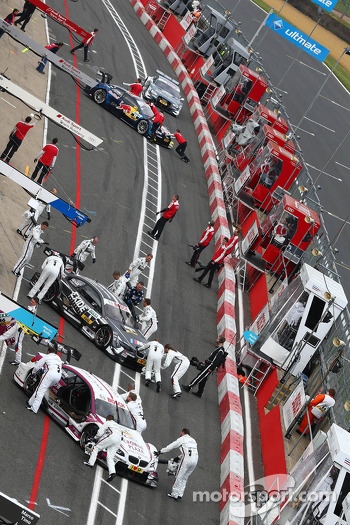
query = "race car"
xmin=88 ymin=83 xmax=174 ymax=148
xmin=14 ymin=357 xmax=159 ymax=487
xmin=32 ymin=272 xmax=149 ymax=370
xmin=143 ymin=70 xmax=184 ymax=117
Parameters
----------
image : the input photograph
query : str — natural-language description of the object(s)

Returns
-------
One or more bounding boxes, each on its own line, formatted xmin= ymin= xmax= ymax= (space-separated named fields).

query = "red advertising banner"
xmin=27 ymin=0 xmax=89 ymax=38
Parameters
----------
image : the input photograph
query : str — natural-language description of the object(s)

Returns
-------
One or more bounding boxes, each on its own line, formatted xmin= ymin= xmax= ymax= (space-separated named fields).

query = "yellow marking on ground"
xmin=22 ymin=47 xmax=30 ymax=53
xmin=25 ymin=166 xmax=30 ymax=176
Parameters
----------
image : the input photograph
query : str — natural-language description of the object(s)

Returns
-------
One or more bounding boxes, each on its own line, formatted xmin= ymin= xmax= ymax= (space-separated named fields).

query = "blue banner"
xmin=265 ymin=13 xmax=329 ymax=62
xmin=311 ymin=0 xmax=337 ymax=12
xmin=243 ymin=330 xmax=259 ymax=345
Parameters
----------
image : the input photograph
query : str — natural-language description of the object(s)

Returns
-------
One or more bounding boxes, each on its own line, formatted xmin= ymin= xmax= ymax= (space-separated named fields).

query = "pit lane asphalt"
xmin=0 ymin=1 xmax=221 ymax=524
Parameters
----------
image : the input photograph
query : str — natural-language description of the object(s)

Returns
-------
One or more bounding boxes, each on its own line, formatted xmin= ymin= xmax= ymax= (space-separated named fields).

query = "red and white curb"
xmin=129 ymin=1 xmax=243 ymax=523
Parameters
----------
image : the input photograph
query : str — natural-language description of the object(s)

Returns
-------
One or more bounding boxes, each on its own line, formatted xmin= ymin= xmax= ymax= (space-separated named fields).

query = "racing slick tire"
xmin=23 ymin=371 xmax=41 ymax=397
xmin=95 ymin=325 xmax=113 ymax=350
xmin=93 ymin=89 xmax=107 ymax=105
xmin=136 ymin=119 xmax=149 ymax=135
xmin=80 ymin=424 xmax=99 ymax=449
xmin=42 ymin=279 xmax=60 ymax=303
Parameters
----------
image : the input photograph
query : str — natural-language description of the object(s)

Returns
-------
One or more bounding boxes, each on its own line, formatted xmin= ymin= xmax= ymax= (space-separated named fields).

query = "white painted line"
xmin=336 ymin=161 xmax=350 ymax=171
xmin=1 ymin=97 xmax=16 ymax=107
xmin=319 ymin=95 xmax=350 ymax=112
xmin=306 ymin=163 xmax=342 ymax=182
xmin=98 ymin=501 xmax=118 ymax=517
xmin=115 ymin=479 xmax=128 ymax=525
xmin=290 ymin=124 xmax=315 ymax=136
xmin=86 ymin=467 xmax=104 ymax=525
xmin=285 ymin=55 xmax=326 ymax=75
xmin=304 ymin=117 xmax=335 ymax=133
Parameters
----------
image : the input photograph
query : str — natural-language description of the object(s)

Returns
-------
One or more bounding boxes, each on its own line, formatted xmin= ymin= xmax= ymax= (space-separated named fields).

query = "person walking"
xmin=36 ymin=42 xmax=63 ymax=74
xmin=140 ymin=339 xmax=164 ymax=392
xmin=148 ymin=194 xmax=180 ymax=241
xmin=17 ymin=189 xmax=57 ymax=238
xmin=26 ymin=345 xmax=63 ymax=413
xmin=9 ymin=297 xmax=39 ymax=365
xmin=193 ymin=237 xmax=229 ymax=288
xmin=127 ymin=254 xmax=153 ymax=287
xmin=31 ymin=138 xmax=59 ymax=184
xmin=0 ymin=8 xmax=20 ymax=38
xmin=125 ymin=392 xmax=147 ymax=434
xmin=1 ymin=114 xmax=40 ymax=164
xmin=123 ymin=78 xmax=143 ymax=97
xmin=84 ymin=414 xmax=121 ymax=482
xmin=14 ymin=0 xmax=36 ymax=31
xmin=186 ymin=220 xmax=215 ymax=268
xmin=71 ymin=237 xmax=98 ymax=273
xmin=13 ymin=222 xmax=49 ymax=277
xmin=173 ymin=129 xmax=189 ymax=163
xmin=183 ymin=337 xmax=227 ymax=397
xmin=70 ymin=28 xmax=98 ymax=62
xmin=28 ymin=253 xmax=64 ymax=302
xmin=155 ymin=428 xmax=198 ymax=500
xmin=297 ymin=389 xmax=336 ymax=435
xmin=162 ymin=344 xmax=190 ymax=398
xmin=138 ymin=298 xmax=158 ymax=340
xmin=124 ymin=282 xmax=144 ymax=319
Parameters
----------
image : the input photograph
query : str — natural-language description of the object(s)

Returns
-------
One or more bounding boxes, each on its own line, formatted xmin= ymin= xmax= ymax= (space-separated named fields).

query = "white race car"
xmin=14 ymin=355 xmax=158 ymax=487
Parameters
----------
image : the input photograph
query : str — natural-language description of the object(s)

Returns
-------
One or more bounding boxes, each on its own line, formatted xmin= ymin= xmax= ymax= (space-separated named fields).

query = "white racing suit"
xmin=28 ymin=352 xmax=62 ymax=413
xmin=161 ymin=434 xmax=198 ymax=498
xmin=121 ymin=391 xmax=147 ymax=433
xmin=162 ymin=349 xmax=190 ymax=395
xmin=139 ymin=305 xmax=158 ymax=339
xmin=141 ymin=341 xmax=164 ymax=383
xmin=87 ymin=420 xmax=122 ymax=476
xmin=73 ymin=239 xmax=96 ymax=273
xmin=13 ymin=224 xmax=45 ymax=274
xmin=13 ymin=303 xmax=38 ymax=364
xmin=28 ymin=255 xmax=64 ymax=301
xmin=128 ymin=257 xmax=148 ymax=287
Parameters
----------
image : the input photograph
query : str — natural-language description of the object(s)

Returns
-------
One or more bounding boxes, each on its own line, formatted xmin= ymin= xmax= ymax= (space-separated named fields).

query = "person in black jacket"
xmin=14 ymin=1 xmax=36 ymax=31
xmin=183 ymin=337 xmax=227 ymax=397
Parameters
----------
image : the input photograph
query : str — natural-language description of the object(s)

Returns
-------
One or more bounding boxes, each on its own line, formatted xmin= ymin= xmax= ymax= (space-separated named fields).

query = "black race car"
xmin=35 ymin=273 xmax=148 ymax=370
xmin=88 ymin=83 xmax=174 ymax=148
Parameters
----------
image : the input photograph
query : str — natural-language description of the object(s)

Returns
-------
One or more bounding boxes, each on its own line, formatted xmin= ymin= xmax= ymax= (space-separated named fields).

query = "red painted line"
xmin=28 ymin=0 xmax=82 ymax=508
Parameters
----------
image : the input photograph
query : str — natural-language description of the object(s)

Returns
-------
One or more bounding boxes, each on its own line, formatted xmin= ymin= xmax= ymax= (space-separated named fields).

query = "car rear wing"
xmin=33 ymin=337 xmax=82 ymax=363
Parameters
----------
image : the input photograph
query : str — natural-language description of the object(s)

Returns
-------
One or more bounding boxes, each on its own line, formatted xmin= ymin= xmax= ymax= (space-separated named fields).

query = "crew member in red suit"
xmin=297 ymin=389 xmax=336 ymax=435
xmin=148 ymin=194 xmax=180 ymax=241
xmin=36 ymin=42 xmax=63 ymax=73
xmin=173 ymin=129 xmax=188 ymax=162
xmin=71 ymin=28 xmax=98 ymax=62
xmin=0 ymin=8 xmax=20 ymax=38
xmin=150 ymin=111 xmax=164 ymax=140
xmin=31 ymin=138 xmax=59 ymax=185
xmin=193 ymin=237 xmax=229 ymax=288
xmin=1 ymin=114 xmax=41 ymax=163
xmin=123 ymin=78 xmax=143 ymax=97
xmin=187 ymin=220 xmax=215 ymax=268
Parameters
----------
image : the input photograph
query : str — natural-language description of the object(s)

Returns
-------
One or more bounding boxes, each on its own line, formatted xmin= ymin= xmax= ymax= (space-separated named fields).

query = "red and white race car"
xmin=14 ymin=355 xmax=159 ymax=487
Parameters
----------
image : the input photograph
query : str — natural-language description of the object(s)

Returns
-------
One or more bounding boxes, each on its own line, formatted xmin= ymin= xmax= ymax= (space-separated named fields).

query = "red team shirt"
xmin=39 ymin=144 xmax=59 ymax=167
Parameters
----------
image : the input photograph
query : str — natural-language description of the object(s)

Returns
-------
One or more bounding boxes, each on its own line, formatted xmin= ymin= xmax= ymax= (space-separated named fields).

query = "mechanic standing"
xmin=140 ymin=339 xmax=164 ymax=392
xmin=183 ymin=337 xmax=227 ymax=397
xmin=17 ymin=189 xmax=57 ymax=238
xmin=108 ymin=271 xmax=130 ymax=298
xmin=12 ymin=222 xmax=49 ymax=277
xmin=127 ymin=254 xmax=153 ymax=287
xmin=27 ymin=345 xmax=63 ymax=413
xmin=36 ymin=42 xmax=64 ymax=74
xmin=186 ymin=220 xmax=215 ymax=268
xmin=148 ymin=194 xmax=180 ymax=241
xmin=173 ymin=129 xmax=189 ymax=163
xmin=31 ymin=138 xmax=59 ymax=185
xmin=70 ymin=28 xmax=98 ymax=62
xmin=193 ymin=236 xmax=228 ymax=289
xmin=14 ymin=0 xmax=36 ymax=31
xmin=28 ymin=253 xmax=65 ymax=302
xmin=162 ymin=344 xmax=190 ymax=398
xmin=126 ymin=392 xmax=147 ymax=434
xmin=1 ymin=114 xmax=40 ymax=164
xmin=149 ymin=111 xmax=164 ymax=141
xmin=155 ymin=428 xmax=198 ymax=500
xmin=9 ymin=298 xmax=39 ymax=365
xmin=123 ymin=78 xmax=143 ymax=97
xmin=72 ymin=237 xmax=98 ymax=273
xmin=138 ymin=298 xmax=158 ymax=340
xmin=84 ymin=414 xmax=121 ymax=483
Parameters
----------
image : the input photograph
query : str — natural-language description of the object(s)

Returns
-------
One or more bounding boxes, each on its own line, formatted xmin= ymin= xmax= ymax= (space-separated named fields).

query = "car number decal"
xmin=137 ymin=358 xmax=146 ymax=365
xmin=128 ymin=465 xmax=143 ymax=474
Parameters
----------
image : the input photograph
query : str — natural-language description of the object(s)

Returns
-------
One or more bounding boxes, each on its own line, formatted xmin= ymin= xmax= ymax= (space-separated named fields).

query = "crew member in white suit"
xmin=140 ymin=339 xmax=164 ymax=392
xmin=125 ymin=392 xmax=147 ymax=434
xmin=72 ymin=237 xmax=98 ymax=272
xmin=139 ymin=298 xmax=158 ymax=339
xmin=155 ymin=428 xmax=198 ymax=500
xmin=13 ymin=222 xmax=48 ymax=276
xmin=127 ymin=254 xmax=153 ymax=287
xmin=9 ymin=297 xmax=39 ymax=365
xmin=84 ymin=414 xmax=122 ymax=483
xmin=28 ymin=254 xmax=64 ymax=301
xmin=27 ymin=346 xmax=62 ymax=413
xmin=162 ymin=344 xmax=190 ymax=398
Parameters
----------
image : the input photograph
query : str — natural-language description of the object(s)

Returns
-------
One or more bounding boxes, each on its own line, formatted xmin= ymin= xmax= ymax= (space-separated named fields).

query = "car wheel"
xmin=43 ymin=279 xmax=60 ymax=303
xmin=23 ymin=371 xmax=40 ymax=397
xmin=95 ymin=325 xmax=113 ymax=349
xmin=93 ymin=89 xmax=107 ymax=105
xmin=80 ymin=424 xmax=99 ymax=449
xmin=137 ymin=119 xmax=149 ymax=135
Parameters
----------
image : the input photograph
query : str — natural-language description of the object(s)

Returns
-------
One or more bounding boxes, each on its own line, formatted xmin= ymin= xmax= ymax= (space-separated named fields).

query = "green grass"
xmin=251 ymin=0 xmax=350 ymax=91
xmin=335 ymin=0 xmax=350 ymax=16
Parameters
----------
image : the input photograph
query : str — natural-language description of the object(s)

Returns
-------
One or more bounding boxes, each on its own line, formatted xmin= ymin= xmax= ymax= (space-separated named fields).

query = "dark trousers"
xmin=188 ymin=363 xmax=212 ymax=394
xmin=1 ymin=135 xmax=22 ymax=161
xmin=151 ymin=122 xmax=161 ymax=138
xmin=31 ymin=162 xmax=50 ymax=185
xmin=195 ymin=261 xmax=219 ymax=286
xmin=190 ymin=245 xmax=205 ymax=267
xmin=151 ymin=216 xmax=168 ymax=240
xmin=71 ymin=42 xmax=89 ymax=60
xmin=15 ymin=10 xmax=35 ymax=30
xmin=176 ymin=142 xmax=187 ymax=158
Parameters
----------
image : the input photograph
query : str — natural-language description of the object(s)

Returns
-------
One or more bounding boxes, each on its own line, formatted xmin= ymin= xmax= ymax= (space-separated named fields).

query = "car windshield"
xmin=95 ymin=398 xmax=119 ymax=419
xmin=155 ymin=79 xmax=180 ymax=99
xmin=116 ymin=405 xmax=135 ymax=429
xmin=138 ymin=100 xmax=154 ymax=118
xmin=104 ymin=302 xmax=134 ymax=328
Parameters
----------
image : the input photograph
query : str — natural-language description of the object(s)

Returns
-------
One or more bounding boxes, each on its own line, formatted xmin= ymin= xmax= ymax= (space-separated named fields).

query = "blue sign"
xmin=244 ymin=330 xmax=259 ymax=345
xmin=265 ymin=13 xmax=329 ymax=62
xmin=311 ymin=0 xmax=337 ymax=12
